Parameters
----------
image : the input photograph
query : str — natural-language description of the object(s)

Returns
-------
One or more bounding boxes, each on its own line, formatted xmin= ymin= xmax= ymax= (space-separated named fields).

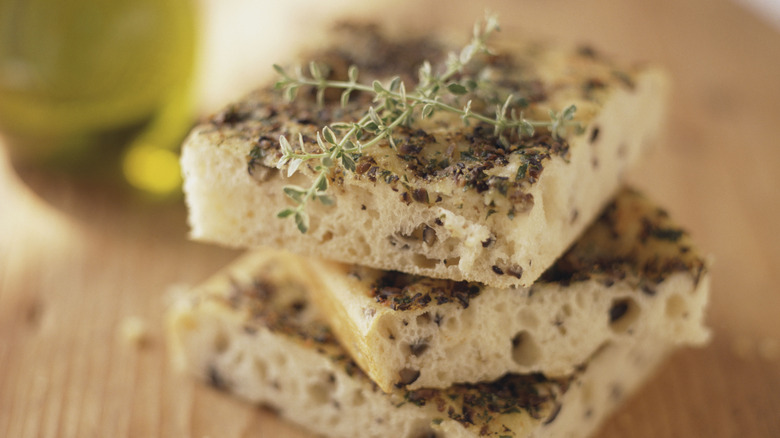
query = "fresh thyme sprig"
xmin=273 ymin=14 xmax=582 ymax=233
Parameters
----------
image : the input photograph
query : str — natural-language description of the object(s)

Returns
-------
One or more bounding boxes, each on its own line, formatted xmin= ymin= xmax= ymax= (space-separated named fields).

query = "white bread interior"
xmin=168 ymin=248 xmax=676 ymax=438
xmin=181 ymin=26 xmax=669 ymax=288
xmin=230 ymin=189 xmax=710 ymax=392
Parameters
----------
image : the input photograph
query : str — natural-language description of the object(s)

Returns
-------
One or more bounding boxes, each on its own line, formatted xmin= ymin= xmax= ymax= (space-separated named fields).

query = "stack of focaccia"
xmin=167 ymin=21 xmax=710 ymax=438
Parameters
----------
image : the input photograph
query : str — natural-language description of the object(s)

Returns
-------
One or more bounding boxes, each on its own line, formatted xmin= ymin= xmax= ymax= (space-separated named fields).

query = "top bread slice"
xmin=181 ymin=24 xmax=669 ymax=288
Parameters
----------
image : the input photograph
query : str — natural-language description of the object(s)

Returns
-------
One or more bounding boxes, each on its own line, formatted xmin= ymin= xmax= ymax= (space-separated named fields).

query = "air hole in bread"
xmin=421 ymin=225 xmax=437 ymax=246
xmin=352 ymin=389 xmax=366 ymax=406
xmin=518 ymin=308 xmax=540 ymax=329
xmin=383 ymin=325 xmax=397 ymax=341
xmin=608 ymin=297 xmax=640 ymax=333
xmin=213 ymin=329 xmax=229 ymax=354
xmin=416 ymin=312 xmax=431 ymax=325
xmin=326 ymin=414 xmax=340 ymax=427
xmin=320 ymin=230 xmax=334 ymax=243
xmin=511 ymin=330 xmax=541 ymax=367
xmin=397 ymin=223 xmax=439 ymax=247
xmin=230 ymin=351 xmax=245 ymax=366
xmin=575 ymin=292 xmax=587 ymax=310
xmin=665 ymin=294 xmax=688 ymax=319
xmin=413 ymin=428 xmax=440 ymax=438
xmin=350 ymin=234 xmax=371 ymax=258
xmin=412 ymin=254 xmax=438 ymax=269
xmin=443 ymin=257 xmax=460 ymax=267
xmin=397 ymin=368 xmax=421 ymax=387
xmin=406 ymin=337 xmax=430 ymax=357
xmin=580 ymin=380 xmax=594 ymax=408
xmin=441 ymin=237 xmax=460 ymax=252
xmin=273 ymin=353 xmax=288 ymax=367
xmin=253 ymin=358 xmax=268 ymax=382
xmin=307 ymin=372 xmax=337 ymax=404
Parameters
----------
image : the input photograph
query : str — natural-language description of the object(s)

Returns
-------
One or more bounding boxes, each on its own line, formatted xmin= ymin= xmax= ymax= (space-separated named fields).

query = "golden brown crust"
xmin=539 ymin=188 xmax=707 ymax=289
xmin=201 ymin=25 xmax=640 ymax=221
xmin=182 ymin=21 xmax=669 ymax=288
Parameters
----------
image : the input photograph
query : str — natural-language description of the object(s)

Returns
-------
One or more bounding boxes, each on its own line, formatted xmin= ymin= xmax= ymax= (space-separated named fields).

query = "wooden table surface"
xmin=2 ymin=0 xmax=780 ymax=436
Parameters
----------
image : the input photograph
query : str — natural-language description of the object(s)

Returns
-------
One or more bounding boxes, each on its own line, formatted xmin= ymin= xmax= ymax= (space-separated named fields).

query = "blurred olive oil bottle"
xmin=0 ymin=0 xmax=197 ymax=196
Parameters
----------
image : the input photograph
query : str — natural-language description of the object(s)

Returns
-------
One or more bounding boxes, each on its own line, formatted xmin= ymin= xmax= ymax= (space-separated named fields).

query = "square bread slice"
xmin=181 ymin=23 xmax=669 ymax=288
xmin=304 ymin=188 xmax=710 ymax=392
xmin=167 ymin=248 xmax=678 ymax=438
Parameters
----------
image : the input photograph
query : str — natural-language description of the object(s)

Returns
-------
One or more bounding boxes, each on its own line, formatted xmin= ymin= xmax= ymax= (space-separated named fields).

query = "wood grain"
xmin=1 ymin=0 xmax=779 ymax=436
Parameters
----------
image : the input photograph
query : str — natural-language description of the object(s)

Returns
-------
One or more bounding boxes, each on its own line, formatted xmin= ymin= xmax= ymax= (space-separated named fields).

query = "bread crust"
xmin=181 ymin=27 xmax=669 ymax=288
xmin=167 ymin=248 xmax=677 ymax=438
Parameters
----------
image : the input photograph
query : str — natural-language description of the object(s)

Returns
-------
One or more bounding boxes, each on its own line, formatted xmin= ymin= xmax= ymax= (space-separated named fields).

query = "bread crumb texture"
xmin=167 ymin=245 xmax=677 ymax=438
xmin=181 ymin=23 xmax=669 ymax=288
xmin=290 ymin=188 xmax=711 ymax=391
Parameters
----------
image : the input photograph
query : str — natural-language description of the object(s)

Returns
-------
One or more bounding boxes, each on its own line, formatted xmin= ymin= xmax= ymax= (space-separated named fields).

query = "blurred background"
xmin=0 ymin=0 xmax=385 ymax=196
xmin=1 ymin=0 xmax=779 ymax=437
xmin=2 ymin=0 xmax=779 ymax=195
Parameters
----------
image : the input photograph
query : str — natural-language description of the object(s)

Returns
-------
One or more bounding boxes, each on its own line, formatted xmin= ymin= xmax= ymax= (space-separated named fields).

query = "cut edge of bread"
xmin=181 ymin=29 xmax=669 ymax=289
xmin=167 ymin=250 xmax=676 ymax=438
xmin=297 ymin=188 xmax=710 ymax=391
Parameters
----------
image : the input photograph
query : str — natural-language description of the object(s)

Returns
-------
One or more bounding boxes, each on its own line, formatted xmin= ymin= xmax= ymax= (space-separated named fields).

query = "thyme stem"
xmin=273 ymin=13 xmax=581 ymax=233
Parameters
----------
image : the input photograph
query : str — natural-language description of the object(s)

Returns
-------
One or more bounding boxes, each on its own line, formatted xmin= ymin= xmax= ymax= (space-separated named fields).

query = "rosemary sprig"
xmin=273 ymin=14 xmax=582 ymax=233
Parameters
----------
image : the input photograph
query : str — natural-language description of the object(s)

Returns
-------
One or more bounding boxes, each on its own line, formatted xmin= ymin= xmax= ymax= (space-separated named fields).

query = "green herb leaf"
xmin=279 ymin=135 xmax=292 ymax=154
xmin=447 ymin=82 xmax=468 ymax=95
xmin=563 ymin=104 xmax=577 ymax=120
xmin=389 ymin=76 xmax=401 ymax=91
xmin=269 ymin=14 xmax=575 ymax=233
xmin=323 ymin=126 xmax=337 ymax=144
xmin=277 ymin=208 xmax=295 ymax=218
xmin=520 ymin=119 xmax=535 ymax=137
xmin=284 ymin=85 xmax=298 ymax=101
xmin=422 ymin=104 xmax=435 ymax=119
xmin=340 ymin=89 xmax=351 ymax=107
xmin=316 ymin=176 xmax=328 ymax=192
xmin=348 ymin=65 xmax=359 ymax=83
xmin=294 ymin=211 xmax=309 ymax=233
xmin=368 ymin=106 xmax=382 ymax=127
xmin=516 ymin=159 xmax=528 ymax=180
xmin=341 ymin=153 xmax=356 ymax=172
xmin=309 ymin=61 xmax=323 ymax=80
xmin=287 ymin=158 xmax=303 ymax=177
xmin=283 ymin=186 xmax=306 ymax=203
xmin=343 ymin=140 xmax=357 ymax=152
xmin=318 ymin=195 xmax=335 ymax=206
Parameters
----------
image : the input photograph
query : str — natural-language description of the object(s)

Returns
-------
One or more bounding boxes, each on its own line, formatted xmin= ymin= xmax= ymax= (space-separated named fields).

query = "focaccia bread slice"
xmin=167 ymin=249 xmax=674 ymax=438
xmin=270 ymin=188 xmax=710 ymax=392
xmin=181 ymin=23 xmax=669 ymax=288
